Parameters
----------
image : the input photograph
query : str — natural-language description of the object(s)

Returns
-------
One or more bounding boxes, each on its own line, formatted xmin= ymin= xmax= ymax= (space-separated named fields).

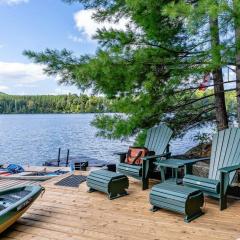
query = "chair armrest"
xmin=219 ymin=164 xmax=240 ymax=173
xmin=163 ymin=157 xmax=210 ymax=163
xmin=114 ymin=152 xmax=127 ymax=163
xmin=185 ymin=157 xmax=210 ymax=163
xmin=142 ymin=153 xmax=171 ymax=161
xmin=183 ymin=157 xmax=210 ymax=175
xmin=114 ymin=152 xmax=127 ymax=156
xmin=218 ymin=164 xmax=240 ymax=200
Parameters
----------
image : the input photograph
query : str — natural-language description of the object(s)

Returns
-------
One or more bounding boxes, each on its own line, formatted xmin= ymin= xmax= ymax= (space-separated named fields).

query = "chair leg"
xmin=220 ymin=194 xmax=227 ymax=210
xmin=142 ymin=178 xmax=149 ymax=190
xmin=219 ymin=172 xmax=228 ymax=211
xmin=150 ymin=206 xmax=160 ymax=212
xmin=88 ymin=188 xmax=96 ymax=193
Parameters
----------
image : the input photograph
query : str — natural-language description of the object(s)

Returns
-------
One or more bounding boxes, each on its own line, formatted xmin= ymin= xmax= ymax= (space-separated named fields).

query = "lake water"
xmin=0 ymin=114 xmax=212 ymax=166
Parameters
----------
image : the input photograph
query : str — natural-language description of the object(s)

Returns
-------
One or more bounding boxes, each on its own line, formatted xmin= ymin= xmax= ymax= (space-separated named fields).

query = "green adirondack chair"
xmin=117 ymin=125 xmax=173 ymax=190
xmin=183 ymin=127 xmax=240 ymax=210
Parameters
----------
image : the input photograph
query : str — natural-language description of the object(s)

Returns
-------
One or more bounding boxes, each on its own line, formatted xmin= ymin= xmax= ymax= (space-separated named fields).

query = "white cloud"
xmin=68 ymin=34 xmax=83 ymax=43
xmin=0 ymin=85 xmax=9 ymax=91
xmin=73 ymin=9 xmax=129 ymax=40
xmin=0 ymin=61 xmax=50 ymax=84
xmin=0 ymin=0 xmax=29 ymax=5
xmin=0 ymin=61 xmax=80 ymax=95
xmin=1 ymin=61 xmax=234 ymax=96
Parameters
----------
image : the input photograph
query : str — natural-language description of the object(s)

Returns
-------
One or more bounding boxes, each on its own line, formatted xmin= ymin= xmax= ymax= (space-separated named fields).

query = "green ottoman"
xmin=150 ymin=182 xmax=204 ymax=222
xmin=87 ymin=169 xmax=129 ymax=200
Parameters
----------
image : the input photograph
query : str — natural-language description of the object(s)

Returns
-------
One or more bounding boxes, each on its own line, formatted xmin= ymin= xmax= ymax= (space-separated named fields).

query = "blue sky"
xmin=0 ymin=0 xmax=235 ymax=95
xmin=0 ymin=0 xmax=101 ymax=95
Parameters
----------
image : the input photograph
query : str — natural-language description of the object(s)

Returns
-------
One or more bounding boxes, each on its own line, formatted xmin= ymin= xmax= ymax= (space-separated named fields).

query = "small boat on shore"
xmin=0 ymin=185 xmax=43 ymax=234
xmin=0 ymin=170 xmax=69 ymax=181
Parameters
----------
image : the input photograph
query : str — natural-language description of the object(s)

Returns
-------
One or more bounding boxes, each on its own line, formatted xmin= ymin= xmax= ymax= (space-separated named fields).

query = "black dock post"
xmin=66 ymin=149 xmax=70 ymax=167
xmin=57 ymin=148 xmax=61 ymax=167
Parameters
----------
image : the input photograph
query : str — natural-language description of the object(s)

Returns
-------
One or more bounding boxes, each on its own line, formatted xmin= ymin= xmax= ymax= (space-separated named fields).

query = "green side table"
xmin=156 ymin=158 xmax=209 ymax=184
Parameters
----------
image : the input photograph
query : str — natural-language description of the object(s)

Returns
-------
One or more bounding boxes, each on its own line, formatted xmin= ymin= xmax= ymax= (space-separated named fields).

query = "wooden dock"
xmin=1 ymin=167 xmax=240 ymax=240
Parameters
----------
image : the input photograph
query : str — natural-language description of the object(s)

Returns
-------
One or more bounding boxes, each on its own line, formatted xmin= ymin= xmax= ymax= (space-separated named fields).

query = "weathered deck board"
xmin=0 ymin=179 xmax=37 ymax=190
xmin=1 ymin=168 xmax=240 ymax=240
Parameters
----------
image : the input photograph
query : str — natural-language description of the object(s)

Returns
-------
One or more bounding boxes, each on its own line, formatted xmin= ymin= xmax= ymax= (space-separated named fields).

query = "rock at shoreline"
xmin=184 ymin=143 xmax=211 ymax=178
xmin=185 ymin=143 xmax=211 ymax=158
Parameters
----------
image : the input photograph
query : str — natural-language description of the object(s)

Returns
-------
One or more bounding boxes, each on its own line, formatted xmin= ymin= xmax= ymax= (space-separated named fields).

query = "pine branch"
xmin=184 ymin=107 xmax=215 ymax=125
xmin=170 ymin=88 xmax=235 ymax=111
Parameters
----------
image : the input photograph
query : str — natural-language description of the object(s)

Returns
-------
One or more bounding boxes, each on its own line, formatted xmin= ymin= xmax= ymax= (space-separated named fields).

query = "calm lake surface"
xmin=0 ymin=114 xmax=211 ymax=166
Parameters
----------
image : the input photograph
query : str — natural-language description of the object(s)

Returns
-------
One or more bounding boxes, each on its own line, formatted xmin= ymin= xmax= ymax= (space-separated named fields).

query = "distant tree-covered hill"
xmin=0 ymin=94 xmax=112 ymax=114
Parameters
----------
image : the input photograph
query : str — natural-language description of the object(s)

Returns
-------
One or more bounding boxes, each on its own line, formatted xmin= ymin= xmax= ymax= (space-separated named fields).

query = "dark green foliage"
xmin=24 ymin=1 xmax=203 ymax=139
xmin=133 ymin=130 xmax=147 ymax=147
xmin=0 ymin=94 xmax=110 ymax=114
xmin=24 ymin=0 xmax=239 ymax=141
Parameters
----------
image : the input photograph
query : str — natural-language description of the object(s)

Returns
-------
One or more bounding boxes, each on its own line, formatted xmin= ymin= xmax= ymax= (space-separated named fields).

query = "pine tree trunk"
xmin=209 ymin=16 xmax=228 ymax=131
xmin=236 ymin=33 xmax=240 ymax=126
xmin=233 ymin=0 xmax=240 ymax=126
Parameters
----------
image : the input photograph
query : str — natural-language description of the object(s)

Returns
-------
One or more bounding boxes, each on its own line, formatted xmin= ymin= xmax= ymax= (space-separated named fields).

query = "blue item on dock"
xmin=6 ymin=164 xmax=24 ymax=174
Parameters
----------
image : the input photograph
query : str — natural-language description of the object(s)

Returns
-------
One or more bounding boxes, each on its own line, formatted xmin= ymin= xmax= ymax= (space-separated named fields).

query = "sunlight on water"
xmin=0 ymin=114 xmax=214 ymax=166
xmin=0 ymin=114 xmax=131 ymax=166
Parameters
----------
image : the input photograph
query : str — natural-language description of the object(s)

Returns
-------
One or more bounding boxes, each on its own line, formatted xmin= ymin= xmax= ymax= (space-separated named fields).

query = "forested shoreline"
xmin=0 ymin=93 xmax=111 ymax=114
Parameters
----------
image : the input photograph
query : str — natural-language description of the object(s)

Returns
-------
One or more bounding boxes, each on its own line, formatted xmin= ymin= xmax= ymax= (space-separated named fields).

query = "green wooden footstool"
xmin=87 ymin=169 xmax=129 ymax=200
xmin=149 ymin=182 xmax=204 ymax=222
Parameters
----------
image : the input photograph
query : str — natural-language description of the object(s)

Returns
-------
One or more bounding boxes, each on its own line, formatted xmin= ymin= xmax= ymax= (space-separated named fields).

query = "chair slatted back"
xmin=209 ymin=128 xmax=240 ymax=182
xmin=144 ymin=125 xmax=173 ymax=155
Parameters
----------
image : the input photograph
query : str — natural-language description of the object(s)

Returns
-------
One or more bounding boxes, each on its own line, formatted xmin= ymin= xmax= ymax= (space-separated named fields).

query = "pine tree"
xmin=209 ymin=2 xmax=228 ymax=130
xmin=23 ymin=0 xmax=237 ymax=141
xmin=164 ymin=0 xmax=231 ymax=130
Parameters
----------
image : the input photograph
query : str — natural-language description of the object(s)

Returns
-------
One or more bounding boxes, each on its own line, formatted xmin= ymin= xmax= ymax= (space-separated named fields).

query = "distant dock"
xmin=43 ymin=149 xmax=108 ymax=168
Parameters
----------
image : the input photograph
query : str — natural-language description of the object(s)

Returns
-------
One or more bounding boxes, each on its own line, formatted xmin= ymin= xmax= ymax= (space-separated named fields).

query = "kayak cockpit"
xmin=0 ymin=190 xmax=31 ymax=209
